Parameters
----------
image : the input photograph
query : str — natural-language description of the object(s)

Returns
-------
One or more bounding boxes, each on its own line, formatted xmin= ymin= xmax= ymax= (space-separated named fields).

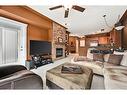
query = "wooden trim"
xmin=85 ymin=32 xmax=110 ymax=38
xmin=0 ymin=5 xmax=67 ymax=29
xmin=23 ymin=6 xmax=52 ymax=22
xmin=0 ymin=7 xmax=51 ymax=29
xmin=24 ymin=6 xmax=67 ymax=29
xmin=120 ymin=9 xmax=127 ymax=23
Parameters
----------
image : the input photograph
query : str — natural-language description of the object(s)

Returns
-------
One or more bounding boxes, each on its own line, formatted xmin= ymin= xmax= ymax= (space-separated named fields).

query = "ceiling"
xmin=29 ymin=6 xmax=127 ymax=36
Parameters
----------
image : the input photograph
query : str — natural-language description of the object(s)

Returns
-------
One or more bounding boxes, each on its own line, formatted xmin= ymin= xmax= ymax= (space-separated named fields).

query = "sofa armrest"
xmin=0 ymin=65 xmax=27 ymax=78
xmin=0 ymin=70 xmax=43 ymax=89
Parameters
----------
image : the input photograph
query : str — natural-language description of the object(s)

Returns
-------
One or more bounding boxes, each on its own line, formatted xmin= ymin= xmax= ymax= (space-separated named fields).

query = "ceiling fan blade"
xmin=49 ymin=5 xmax=63 ymax=10
xmin=72 ymin=5 xmax=85 ymax=12
xmin=64 ymin=8 xmax=69 ymax=18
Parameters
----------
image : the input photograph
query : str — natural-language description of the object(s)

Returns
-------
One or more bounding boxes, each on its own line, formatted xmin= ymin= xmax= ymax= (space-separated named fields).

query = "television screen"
xmin=30 ymin=40 xmax=51 ymax=55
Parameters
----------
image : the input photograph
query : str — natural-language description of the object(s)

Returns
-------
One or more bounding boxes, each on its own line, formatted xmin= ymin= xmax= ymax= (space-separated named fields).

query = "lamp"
xmin=103 ymin=14 xmax=125 ymax=30
xmin=114 ymin=22 xmax=124 ymax=30
xmin=103 ymin=15 xmax=113 ymax=28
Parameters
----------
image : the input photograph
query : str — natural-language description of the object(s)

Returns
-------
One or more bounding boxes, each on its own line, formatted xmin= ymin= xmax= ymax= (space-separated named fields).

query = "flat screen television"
xmin=30 ymin=40 xmax=51 ymax=55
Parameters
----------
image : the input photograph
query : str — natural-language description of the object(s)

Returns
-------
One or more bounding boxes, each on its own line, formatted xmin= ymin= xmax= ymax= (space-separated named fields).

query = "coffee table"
xmin=46 ymin=63 xmax=93 ymax=89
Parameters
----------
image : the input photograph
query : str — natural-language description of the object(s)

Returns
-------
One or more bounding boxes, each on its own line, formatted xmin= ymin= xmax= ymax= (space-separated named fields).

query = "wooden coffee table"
xmin=46 ymin=63 xmax=93 ymax=89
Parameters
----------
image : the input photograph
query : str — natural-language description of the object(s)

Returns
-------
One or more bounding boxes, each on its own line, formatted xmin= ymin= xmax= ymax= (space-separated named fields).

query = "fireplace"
xmin=56 ymin=48 xmax=63 ymax=57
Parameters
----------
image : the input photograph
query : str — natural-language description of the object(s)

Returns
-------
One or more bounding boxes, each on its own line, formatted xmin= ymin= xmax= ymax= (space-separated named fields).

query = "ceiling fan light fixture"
xmin=64 ymin=5 xmax=72 ymax=10
xmin=49 ymin=5 xmax=85 ymax=18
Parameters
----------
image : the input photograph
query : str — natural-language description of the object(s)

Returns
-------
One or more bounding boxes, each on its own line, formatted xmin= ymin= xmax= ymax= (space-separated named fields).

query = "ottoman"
xmin=46 ymin=63 xmax=93 ymax=89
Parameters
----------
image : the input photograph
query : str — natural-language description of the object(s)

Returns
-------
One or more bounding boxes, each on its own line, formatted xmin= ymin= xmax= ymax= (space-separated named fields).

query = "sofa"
xmin=0 ymin=65 xmax=43 ymax=89
xmin=71 ymin=48 xmax=127 ymax=89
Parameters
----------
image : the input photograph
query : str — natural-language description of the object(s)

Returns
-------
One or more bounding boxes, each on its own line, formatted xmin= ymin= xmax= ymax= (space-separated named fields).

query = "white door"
xmin=3 ymin=28 xmax=18 ymax=64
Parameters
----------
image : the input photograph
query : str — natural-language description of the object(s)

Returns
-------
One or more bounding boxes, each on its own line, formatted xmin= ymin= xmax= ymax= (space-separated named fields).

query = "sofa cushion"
xmin=104 ymin=54 xmax=110 ymax=62
xmin=104 ymin=67 xmax=127 ymax=89
xmin=113 ymin=51 xmax=127 ymax=67
xmin=107 ymin=54 xmax=123 ymax=65
xmin=93 ymin=53 xmax=104 ymax=62
xmin=121 ymin=52 xmax=127 ymax=66
xmin=0 ymin=70 xmax=43 ymax=89
xmin=103 ymin=62 xmax=117 ymax=68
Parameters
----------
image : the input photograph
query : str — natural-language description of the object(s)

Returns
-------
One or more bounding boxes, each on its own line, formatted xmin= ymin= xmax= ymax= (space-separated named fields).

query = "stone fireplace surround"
xmin=52 ymin=43 xmax=65 ymax=60
xmin=52 ymin=22 xmax=66 ymax=60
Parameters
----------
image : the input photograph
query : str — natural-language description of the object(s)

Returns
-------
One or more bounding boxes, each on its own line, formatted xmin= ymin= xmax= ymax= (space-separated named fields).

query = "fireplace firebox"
xmin=56 ymin=48 xmax=63 ymax=57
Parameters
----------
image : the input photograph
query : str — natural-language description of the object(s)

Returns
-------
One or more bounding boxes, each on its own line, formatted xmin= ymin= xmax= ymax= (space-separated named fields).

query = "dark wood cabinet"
xmin=69 ymin=36 xmax=76 ymax=53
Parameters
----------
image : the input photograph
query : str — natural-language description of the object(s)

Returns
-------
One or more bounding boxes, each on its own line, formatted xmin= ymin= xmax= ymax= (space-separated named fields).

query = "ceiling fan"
xmin=49 ymin=5 xmax=85 ymax=18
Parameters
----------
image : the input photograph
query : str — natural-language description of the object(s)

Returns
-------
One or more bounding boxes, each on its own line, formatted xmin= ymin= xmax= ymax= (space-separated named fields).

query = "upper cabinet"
xmin=85 ymin=33 xmax=110 ymax=47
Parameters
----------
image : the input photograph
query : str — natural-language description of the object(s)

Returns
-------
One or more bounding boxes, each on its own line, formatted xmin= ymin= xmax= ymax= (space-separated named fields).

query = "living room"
xmin=0 ymin=1 xmax=127 ymax=93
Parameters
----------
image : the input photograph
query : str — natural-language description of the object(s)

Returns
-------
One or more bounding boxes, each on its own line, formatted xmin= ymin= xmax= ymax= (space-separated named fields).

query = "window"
xmin=80 ymin=40 xmax=85 ymax=47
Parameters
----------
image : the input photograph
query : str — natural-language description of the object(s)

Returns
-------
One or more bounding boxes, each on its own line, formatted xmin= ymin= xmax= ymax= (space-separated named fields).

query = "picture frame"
xmin=80 ymin=40 xmax=85 ymax=47
xmin=58 ymin=37 xmax=63 ymax=43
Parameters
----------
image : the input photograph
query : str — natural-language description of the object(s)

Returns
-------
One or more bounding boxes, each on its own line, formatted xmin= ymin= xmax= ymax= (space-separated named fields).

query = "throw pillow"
xmin=93 ymin=53 xmax=104 ymax=62
xmin=108 ymin=54 xmax=123 ymax=65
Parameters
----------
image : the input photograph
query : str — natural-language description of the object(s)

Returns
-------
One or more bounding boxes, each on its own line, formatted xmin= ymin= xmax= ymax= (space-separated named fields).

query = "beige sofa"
xmin=71 ymin=49 xmax=127 ymax=89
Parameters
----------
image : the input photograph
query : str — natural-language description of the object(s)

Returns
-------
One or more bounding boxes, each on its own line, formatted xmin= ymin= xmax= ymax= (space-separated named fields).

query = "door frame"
xmin=0 ymin=17 xmax=27 ymax=66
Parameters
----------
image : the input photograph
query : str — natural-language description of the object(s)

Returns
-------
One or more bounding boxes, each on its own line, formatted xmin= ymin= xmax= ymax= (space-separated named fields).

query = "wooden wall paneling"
xmin=0 ymin=6 xmax=67 ymax=60
xmin=0 ymin=6 xmax=52 ymax=29
xmin=122 ymin=19 xmax=127 ymax=49
xmin=48 ymin=29 xmax=53 ymax=42
xmin=115 ymin=30 xmax=121 ymax=47
xmin=121 ymin=10 xmax=127 ymax=49
xmin=111 ymin=29 xmax=121 ymax=48
xmin=27 ymin=25 xmax=49 ymax=60
xmin=28 ymin=25 xmax=49 ymax=41
xmin=123 ymin=25 xmax=127 ymax=49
